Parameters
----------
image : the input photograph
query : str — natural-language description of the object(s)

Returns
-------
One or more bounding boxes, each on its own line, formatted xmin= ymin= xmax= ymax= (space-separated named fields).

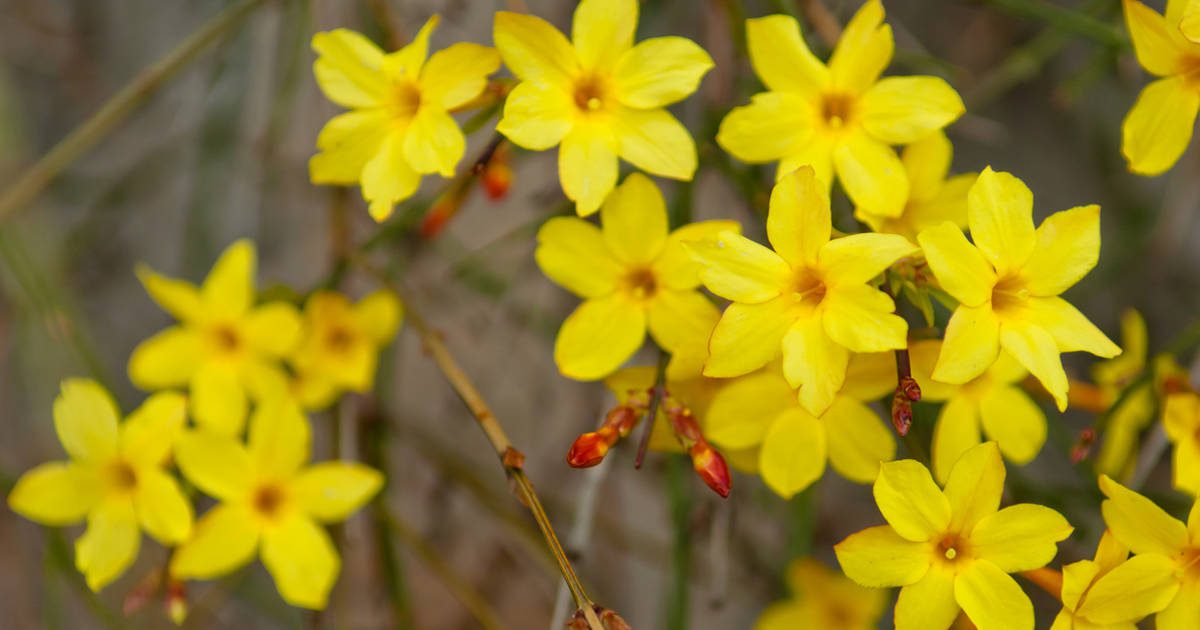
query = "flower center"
xmin=991 ymin=276 xmax=1029 ymax=314
xmin=573 ymin=74 xmax=609 ymax=113
xmin=253 ymin=484 xmax=287 ymax=520
xmin=622 ymin=268 xmax=658 ymax=301
xmin=104 ymin=460 xmax=138 ymax=492
xmin=788 ymin=269 xmax=827 ymax=312
xmin=391 ymin=81 xmax=422 ymax=119
xmin=938 ymin=534 xmax=968 ymax=562
xmin=820 ymin=92 xmax=856 ymax=130
xmin=324 ymin=325 xmax=355 ymax=353
xmin=210 ymin=324 xmax=241 ymax=354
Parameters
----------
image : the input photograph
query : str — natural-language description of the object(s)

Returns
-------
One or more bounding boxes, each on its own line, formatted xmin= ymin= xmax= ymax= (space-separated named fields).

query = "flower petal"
xmin=381 ymin=15 xmax=437 ymax=80
xmin=654 ymin=220 xmax=742 ymax=290
xmin=759 ymin=408 xmax=827 ymax=499
xmin=1155 ymin=579 xmax=1200 ymax=630
xmin=860 ymin=76 xmax=965 ymax=145
xmin=535 ymin=217 xmax=623 ymax=298
xmin=1124 ymin=0 xmax=1188 ymax=76
xmin=819 ymin=232 xmax=918 ymax=286
xmin=931 ymin=396 xmax=982 ymax=485
xmin=746 ymin=14 xmax=829 ymax=96
xmin=917 ymin=221 xmax=996 ymax=307
xmin=572 ymin=0 xmax=637 ymax=70
xmin=309 ymin=110 xmax=388 ymax=185
xmin=174 ymin=430 xmax=254 ymax=501
xmin=243 ymin=302 xmax=302 ymax=357
xmin=7 ymin=461 xmax=100 ymax=525
xmin=170 ymin=504 xmax=260 ymax=579
xmin=894 ymin=564 xmax=960 ymax=630
xmin=824 ymin=396 xmax=895 ymax=483
xmin=903 ymin=130 xmax=953 ymax=202
xmin=767 ymin=165 xmax=830 ymax=268
xmin=828 ymin=0 xmax=893 ymax=94
xmin=969 ymin=504 xmax=1073 ymax=572
xmin=705 ymin=371 xmax=794 ymax=450
xmin=1098 ymin=474 xmax=1187 ymax=556
xmin=493 ymin=12 xmax=578 ymax=86
xmin=559 ymin=122 xmax=618 ymax=217
xmin=704 ymin=298 xmax=792 ymax=377
xmin=201 ymin=239 xmax=255 ymax=318
xmin=496 ymin=81 xmax=575 ymax=150
xmin=943 ymin=441 xmax=1006 ymax=534
xmin=717 ymin=93 xmax=818 ymax=163
xmin=120 ymin=392 xmax=187 ymax=468
xmin=968 ymin=167 xmax=1037 ymax=275
xmin=999 ymin=321 xmax=1069 ymax=412
xmin=688 ymin=230 xmax=790 ymax=303
xmin=419 ymin=43 xmax=500 ymax=110
xmin=127 ymin=327 xmax=203 ymax=390
xmin=821 ymin=284 xmax=908 ymax=352
xmin=554 ymin=295 xmax=646 ymax=380
xmin=835 ymin=524 xmax=931 ymax=587
xmin=75 ymin=499 xmax=140 ymax=591
xmin=833 ymin=133 xmax=909 ymax=220
xmin=291 ymin=463 xmax=383 ymax=522
xmin=353 ymin=290 xmax=403 ymax=343
xmin=954 ymin=560 xmax=1034 ymax=630
xmin=783 ymin=315 xmax=850 ymax=416
xmin=601 ymin=172 xmax=668 ymax=265
xmin=403 ymin=107 xmax=466 ymax=177
xmin=248 ymin=397 xmax=311 ymax=481
xmin=360 ymin=129 xmax=421 ymax=221
xmin=646 ymin=289 xmax=720 ymax=356
xmin=934 ymin=304 xmax=1001 ymax=384
xmin=978 ymin=386 xmax=1046 ymax=466
xmin=613 ymin=36 xmax=713 ymax=108
xmin=53 ymin=379 xmax=120 ymax=463
xmin=1076 ymin=553 xmax=1180 ymax=624
xmin=262 ymin=514 xmax=340 ymax=609
xmin=311 ymin=29 xmax=386 ymax=108
xmin=1020 ymin=205 xmax=1101 ymax=296
xmin=778 ymin=133 xmax=836 ymax=188
xmin=135 ymin=469 xmax=193 ymax=545
xmin=874 ymin=458 xmax=951 ymax=541
xmin=135 ymin=264 xmax=202 ymax=323
xmin=1121 ymin=75 xmax=1200 ymax=176
xmin=613 ymin=106 xmax=697 ymax=180
xmin=190 ymin=362 xmax=248 ymax=437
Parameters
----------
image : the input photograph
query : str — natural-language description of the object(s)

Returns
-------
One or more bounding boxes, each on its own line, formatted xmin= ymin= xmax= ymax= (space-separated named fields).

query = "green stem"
xmin=665 ymin=456 xmax=692 ymax=630
xmin=786 ymin=486 xmax=816 ymax=560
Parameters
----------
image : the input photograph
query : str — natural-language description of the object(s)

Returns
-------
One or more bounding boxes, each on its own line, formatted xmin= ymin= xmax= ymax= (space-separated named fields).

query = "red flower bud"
xmin=482 ymin=161 xmax=512 ymax=200
xmin=567 ymin=431 xmax=613 ymax=468
xmin=891 ymin=390 xmax=913 ymax=436
xmin=690 ymin=443 xmax=732 ymax=498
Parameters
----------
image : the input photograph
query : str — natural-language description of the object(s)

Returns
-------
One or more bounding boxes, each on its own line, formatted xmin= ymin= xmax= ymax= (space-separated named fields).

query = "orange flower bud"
xmin=166 ymin=579 xmax=188 ymax=625
xmin=567 ymin=430 xmax=613 ymax=468
xmin=482 ymin=144 xmax=512 ymax=201
xmin=891 ymin=390 xmax=913 ymax=436
xmin=420 ymin=200 xmax=455 ymax=239
xmin=690 ymin=443 xmax=732 ymax=498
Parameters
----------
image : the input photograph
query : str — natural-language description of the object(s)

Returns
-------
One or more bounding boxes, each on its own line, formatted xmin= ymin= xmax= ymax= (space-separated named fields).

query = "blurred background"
xmin=0 ymin=0 xmax=1197 ymax=628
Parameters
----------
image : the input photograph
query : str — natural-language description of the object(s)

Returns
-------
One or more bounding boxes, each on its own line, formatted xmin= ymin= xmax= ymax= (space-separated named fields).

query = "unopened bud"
xmin=690 ymin=443 xmax=732 ymax=498
xmin=567 ymin=431 xmax=612 ymax=468
xmin=566 ymin=605 xmax=631 ymax=630
xmin=1070 ymin=427 xmax=1096 ymax=464
xmin=899 ymin=375 xmax=921 ymax=401
xmin=891 ymin=390 xmax=913 ymax=436
xmin=482 ymin=158 xmax=512 ymax=200
xmin=166 ymin=579 xmax=188 ymax=625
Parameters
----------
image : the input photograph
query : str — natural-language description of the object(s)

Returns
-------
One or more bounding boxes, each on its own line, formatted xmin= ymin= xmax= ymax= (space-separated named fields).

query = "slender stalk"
xmin=0 ymin=0 xmax=271 ymax=222
xmin=635 ymin=351 xmax=670 ymax=469
xmin=664 ymin=456 xmax=693 ymax=630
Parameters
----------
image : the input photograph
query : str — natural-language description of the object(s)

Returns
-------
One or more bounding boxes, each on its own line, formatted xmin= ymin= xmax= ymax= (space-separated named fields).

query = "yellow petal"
xmin=842 ymin=350 xmax=901 ymax=400
xmin=903 ymin=130 xmax=953 ymax=202
xmin=704 ymin=298 xmax=792 ymax=377
xmin=353 ymin=290 xmax=403 ymax=343
xmin=969 ymin=504 xmax=1073 ymax=572
xmin=248 ymin=397 xmax=311 ymax=480
xmin=262 ymin=514 xmax=340 ymax=609
xmin=778 ymin=133 xmax=836 ymax=188
xmin=821 ymin=284 xmax=908 ymax=352
xmin=894 ymin=564 xmax=960 ymax=630
xmin=8 ymin=461 xmax=100 ymax=525
xmin=828 ymin=0 xmax=893 ymax=94
xmin=174 ymin=430 xmax=254 ymax=501
xmin=536 ymin=217 xmax=622 ymax=298
xmin=614 ymin=36 xmax=713 ymax=108
xmin=931 ymin=396 xmax=982 ymax=485
xmin=244 ymin=302 xmax=302 ymax=357
xmin=554 ymin=295 xmax=645 ymax=380
xmin=907 ymin=173 xmax=974 ymax=234
xmin=1184 ymin=0 xmax=1200 ymax=42
xmin=646 ymin=289 xmax=720 ymax=356
xmin=833 ymin=133 xmax=909 ymax=219
xmin=754 ymin=602 xmax=810 ymax=630
xmin=1159 ymin=582 xmax=1200 ymax=630
xmin=309 ymin=110 xmax=389 ymax=185
xmin=978 ymin=385 xmax=1045 ymax=466
xmin=1098 ymin=474 xmax=1187 ymax=556
xmin=170 ymin=504 xmax=260 ymax=579
xmin=716 ymin=92 xmax=817 ymax=163
xmin=381 ymin=15 xmax=437 ymax=81
xmin=135 ymin=264 xmax=202 ymax=323
xmin=782 ymin=317 xmax=848 ymax=416
xmin=201 ymin=240 xmax=255 ymax=318
xmin=493 ymin=11 xmax=579 ymax=86
xmin=419 ymin=43 xmax=500 ymax=109
xmin=654 ymin=220 xmax=742 ymax=290
xmin=954 ymin=561 xmax=1034 ymax=630
xmin=968 ymin=167 xmax=1036 ymax=275
xmin=1023 ymin=297 xmax=1121 ymax=359
xmin=999 ymin=321 xmax=1069 ymax=411
xmin=120 ymin=392 xmax=187 ymax=468
xmin=759 ymin=408 xmax=827 ymax=499
xmin=943 ymin=441 xmax=1005 ymax=533
xmin=767 ymin=166 xmax=830 ymax=267
xmin=705 ymin=371 xmax=794 ymax=449
xmin=128 ymin=327 xmax=203 ymax=389
xmin=835 ymin=524 xmax=931 ymax=587
xmin=572 ymin=0 xmax=637 ymax=70
xmin=933 ymin=304 xmax=1001 ymax=384
xmin=134 ymin=469 xmax=193 ymax=545
xmin=917 ymin=221 xmax=996 ymax=307
xmin=291 ymin=463 xmax=383 ymax=522
xmin=1121 ymin=76 xmax=1199 ymax=176
xmin=601 ymin=172 xmax=668 ymax=264
xmin=361 ymin=130 xmax=422 ymax=222
xmin=76 ymin=499 xmax=140 ymax=591
xmin=496 ymin=81 xmax=575 ymax=150
xmin=745 ymin=14 xmax=829 ymax=96
xmin=1093 ymin=308 xmax=1147 ymax=387
xmin=1124 ymin=0 xmax=1188 ymax=76
xmin=874 ymin=458 xmax=951 ymax=541
xmin=403 ymin=106 xmax=466 ymax=177
xmin=860 ymin=76 xmax=965 ymax=145
xmin=311 ymin=29 xmax=386 ymax=108
xmin=824 ymin=396 xmax=895 ymax=483
xmin=1060 ymin=558 xmax=1100 ymax=613
xmin=1019 ymin=205 xmax=1101 ymax=296
xmin=1173 ymin=437 xmax=1200 ymax=495
xmin=1165 ymin=393 xmax=1200 ymax=443
xmin=53 ymin=379 xmax=120 ymax=463
xmin=1076 ymin=553 xmax=1180 ymax=624
xmin=688 ymin=230 xmax=790 ymax=303
xmin=612 ymin=106 xmax=697 ymax=180
xmin=819 ymin=232 xmax=918 ymax=285
xmin=190 ymin=362 xmax=247 ymax=437
xmin=559 ymin=122 xmax=618 ymax=217
xmin=907 ymin=339 xmax=959 ymax=402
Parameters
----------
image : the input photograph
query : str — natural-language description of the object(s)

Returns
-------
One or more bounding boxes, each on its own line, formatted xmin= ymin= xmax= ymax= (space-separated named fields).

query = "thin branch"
xmin=635 ymin=351 xmax=670 ymax=469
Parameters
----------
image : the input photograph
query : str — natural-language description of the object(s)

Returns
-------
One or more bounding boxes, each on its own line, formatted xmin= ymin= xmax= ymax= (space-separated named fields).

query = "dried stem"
xmin=634 ymin=351 xmax=670 ymax=469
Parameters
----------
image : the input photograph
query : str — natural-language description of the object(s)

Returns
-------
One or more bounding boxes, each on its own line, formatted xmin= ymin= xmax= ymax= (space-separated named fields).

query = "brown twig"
xmin=802 ymin=0 xmax=842 ymax=48
xmin=634 ymin=351 xmax=670 ymax=469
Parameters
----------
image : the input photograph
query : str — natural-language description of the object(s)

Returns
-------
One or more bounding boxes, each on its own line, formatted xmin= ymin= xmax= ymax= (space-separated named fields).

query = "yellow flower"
xmin=705 ymin=353 xmax=896 ymax=498
xmin=171 ymin=396 xmax=382 ymax=609
xmin=835 ymin=442 xmax=1073 ymax=630
xmin=288 ymin=290 xmax=403 ymax=410
xmin=310 ymin=18 xmax=501 ymax=221
xmin=1164 ymin=391 xmax=1200 ymax=495
xmin=1053 ymin=531 xmax=1177 ymax=629
xmin=129 ymin=240 xmax=301 ymax=436
xmin=854 ymin=131 xmax=974 ymax=242
xmin=8 ymin=380 xmax=192 ymax=591
xmin=909 ymin=340 xmax=1045 ymax=484
xmin=493 ymin=0 xmax=714 ymax=216
xmin=755 ymin=558 xmax=887 ymax=630
xmin=717 ymin=2 xmax=964 ymax=217
xmin=536 ymin=172 xmax=736 ymax=380
xmin=916 ymin=167 xmax=1121 ymax=411
xmin=1097 ymin=475 xmax=1200 ymax=629
xmin=1120 ymin=0 xmax=1200 ymax=175
xmin=687 ymin=166 xmax=917 ymax=415
xmin=1092 ymin=309 xmax=1156 ymax=478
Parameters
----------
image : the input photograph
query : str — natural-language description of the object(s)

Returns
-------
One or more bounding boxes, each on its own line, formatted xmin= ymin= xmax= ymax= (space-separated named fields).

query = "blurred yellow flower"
xmin=310 ymin=18 xmax=501 ymax=221
xmin=909 ymin=340 xmax=1045 ymax=484
xmin=8 ymin=380 xmax=192 ymax=591
xmin=705 ymin=353 xmax=896 ymax=498
xmin=1053 ymin=531 xmax=1177 ymax=629
xmin=717 ymin=1 xmax=964 ymax=217
xmin=687 ymin=166 xmax=916 ymax=415
xmin=171 ymin=396 xmax=382 ymax=609
xmin=917 ymin=167 xmax=1120 ymax=411
xmin=289 ymin=290 xmax=403 ymax=410
xmin=129 ymin=240 xmax=301 ymax=436
xmin=536 ymin=172 xmax=736 ymax=380
xmin=1091 ymin=309 xmax=1165 ymax=479
xmin=755 ymin=558 xmax=886 ymax=630
xmin=1098 ymin=475 xmax=1200 ymax=628
xmin=1120 ymin=0 xmax=1200 ymax=175
xmin=854 ymin=131 xmax=974 ymax=242
xmin=835 ymin=442 xmax=1072 ymax=630
xmin=493 ymin=0 xmax=714 ymax=216
xmin=1164 ymin=391 xmax=1200 ymax=495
